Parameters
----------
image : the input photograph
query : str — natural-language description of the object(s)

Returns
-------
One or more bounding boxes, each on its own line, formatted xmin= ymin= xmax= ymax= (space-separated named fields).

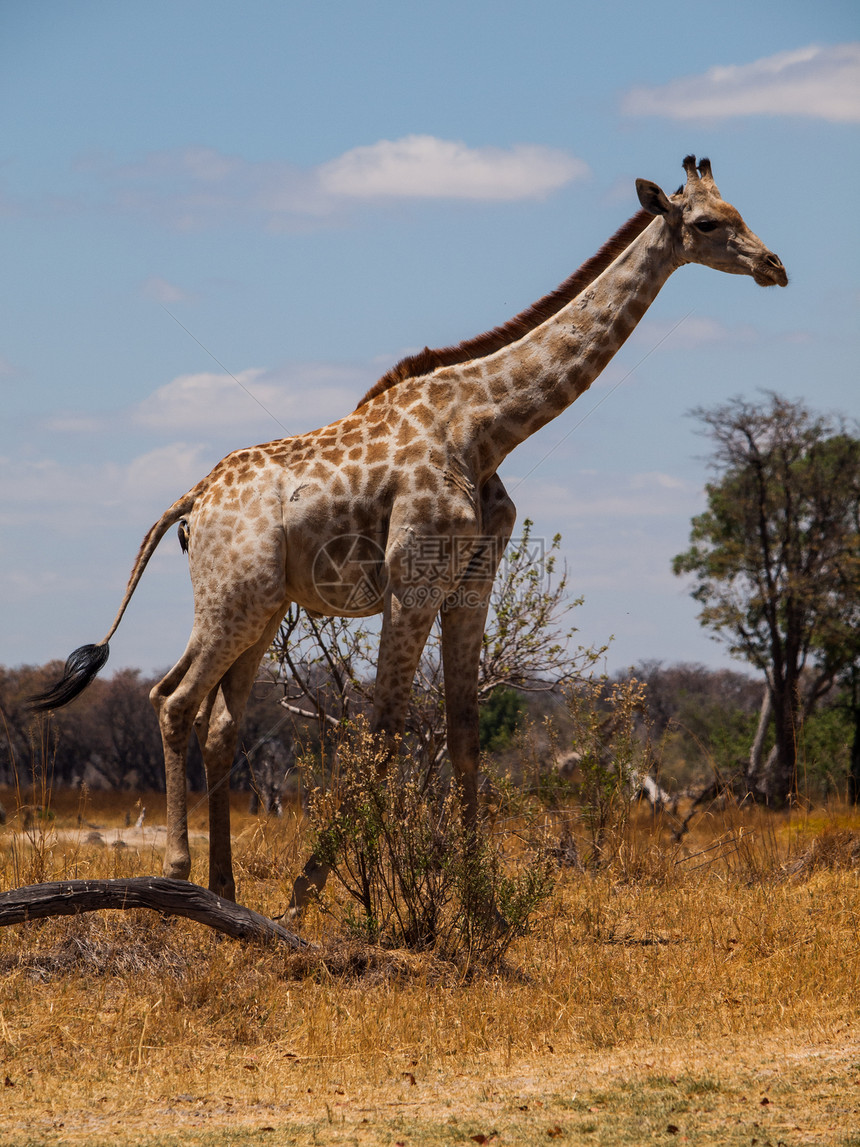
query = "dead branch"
xmin=0 ymin=877 xmax=310 ymax=949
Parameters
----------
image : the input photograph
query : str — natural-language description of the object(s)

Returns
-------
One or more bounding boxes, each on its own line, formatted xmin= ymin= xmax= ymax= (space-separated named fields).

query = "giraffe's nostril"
xmin=766 ymin=252 xmax=784 ymax=269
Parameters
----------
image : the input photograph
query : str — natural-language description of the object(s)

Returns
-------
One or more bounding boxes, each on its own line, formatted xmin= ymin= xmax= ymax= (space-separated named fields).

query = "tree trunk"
xmin=849 ymin=720 xmax=860 ymax=804
xmin=760 ymin=683 xmax=798 ymax=805
xmin=849 ymin=670 xmax=860 ymax=805
xmin=0 ymin=877 xmax=310 ymax=948
xmin=746 ymin=685 xmax=772 ymax=793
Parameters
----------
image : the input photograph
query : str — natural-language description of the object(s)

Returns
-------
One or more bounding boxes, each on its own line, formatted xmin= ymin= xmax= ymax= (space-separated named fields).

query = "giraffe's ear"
xmin=636 ymin=179 xmax=673 ymax=216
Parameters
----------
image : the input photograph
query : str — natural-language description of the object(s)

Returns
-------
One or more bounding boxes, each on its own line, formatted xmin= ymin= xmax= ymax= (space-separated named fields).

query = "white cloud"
xmin=99 ymin=147 xmax=323 ymax=230
xmin=132 ymin=362 xmax=371 ymax=434
xmin=630 ymin=471 xmax=686 ymax=491
xmin=141 ymin=276 xmax=197 ymax=304
xmin=134 ymin=369 xmax=271 ymax=431
xmin=120 ymin=443 xmax=213 ymax=506
xmin=506 ymin=470 xmax=696 ymax=522
xmin=628 ymin=314 xmax=758 ymax=352
xmin=622 ymin=43 xmax=860 ymax=123
xmin=317 ymin=135 xmax=588 ymax=201
xmin=0 ymin=443 xmax=211 ymax=527
xmin=64 ymin=136 xmax=588 ymax=229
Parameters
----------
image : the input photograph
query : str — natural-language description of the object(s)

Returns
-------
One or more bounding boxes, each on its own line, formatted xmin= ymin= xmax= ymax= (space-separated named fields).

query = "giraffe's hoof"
xmin=163 ymin=857 xmax=192 ymax=882
xmin=287 ymin=875 xmax=317 ymax=918
xmin=209 ymin=877 xmax=236 ymax=903
xmin=288 ymin=859 xmax=332 ymax=918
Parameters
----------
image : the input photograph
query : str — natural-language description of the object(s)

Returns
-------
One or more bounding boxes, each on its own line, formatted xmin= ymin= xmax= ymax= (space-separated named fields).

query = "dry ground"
xmin=0 ymin=788 xmax=858 ymax=1146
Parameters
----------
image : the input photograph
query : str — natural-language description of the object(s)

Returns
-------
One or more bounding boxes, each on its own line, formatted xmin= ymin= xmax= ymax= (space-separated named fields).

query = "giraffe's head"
xmin=635 ymin=156 xmax=787 ymax=287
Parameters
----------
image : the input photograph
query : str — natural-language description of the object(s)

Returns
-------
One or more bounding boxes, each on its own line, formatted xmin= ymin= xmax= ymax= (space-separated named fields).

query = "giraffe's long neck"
xmin=457 ymin=215 xmax=680 ymax=477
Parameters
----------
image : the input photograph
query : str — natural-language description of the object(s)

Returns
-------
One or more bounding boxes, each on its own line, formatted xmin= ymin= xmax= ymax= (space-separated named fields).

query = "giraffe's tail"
xmin=28 ymin=487 xmax=202 ymax=713
xmin=27 ymin=642 xmax=112 ymax=712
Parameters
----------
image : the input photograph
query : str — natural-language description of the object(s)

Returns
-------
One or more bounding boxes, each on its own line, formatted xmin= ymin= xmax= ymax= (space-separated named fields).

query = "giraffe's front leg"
xmin=440 ymin=475 xmax=516 ymax=828
xmin=440 ymin=602 xmax=485 ymax=828
xmin=440 ymin=478 xmax=516 ymax=936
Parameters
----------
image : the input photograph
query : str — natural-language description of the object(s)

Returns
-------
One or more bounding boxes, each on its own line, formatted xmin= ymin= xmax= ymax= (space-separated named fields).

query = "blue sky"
xmin=2 ymin=0 xmax=858 ymax=680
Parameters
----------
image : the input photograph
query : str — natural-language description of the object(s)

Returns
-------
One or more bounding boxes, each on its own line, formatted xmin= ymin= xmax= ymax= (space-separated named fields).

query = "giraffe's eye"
xmin=694 ymin=218 xmax=719 ymax=233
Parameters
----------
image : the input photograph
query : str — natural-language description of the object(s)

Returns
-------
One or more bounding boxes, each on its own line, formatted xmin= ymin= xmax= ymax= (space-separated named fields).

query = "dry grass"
xmin=0 ymin=786 xmax=858 ymax=1145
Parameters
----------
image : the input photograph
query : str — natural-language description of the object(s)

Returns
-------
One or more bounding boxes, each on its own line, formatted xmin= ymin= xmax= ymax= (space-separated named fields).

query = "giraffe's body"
xmin=32 ymin=158 xmax=787 ymax=903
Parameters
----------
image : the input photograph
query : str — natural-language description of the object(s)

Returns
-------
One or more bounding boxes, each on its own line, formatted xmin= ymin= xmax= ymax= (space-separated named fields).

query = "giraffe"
xmin=30 ymin=157 xmax=787 ymax=905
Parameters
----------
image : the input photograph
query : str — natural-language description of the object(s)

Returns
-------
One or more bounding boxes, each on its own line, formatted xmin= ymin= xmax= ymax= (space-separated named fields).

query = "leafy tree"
xmin=673 ymin=393 xmax=860 ymax=804
xmin=478 ymin=687 xmax=525 ymax=752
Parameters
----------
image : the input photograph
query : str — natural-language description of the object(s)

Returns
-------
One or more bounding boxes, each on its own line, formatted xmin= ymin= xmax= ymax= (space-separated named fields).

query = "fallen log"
xmin=0 ymin=877 xmax=310 ymax=949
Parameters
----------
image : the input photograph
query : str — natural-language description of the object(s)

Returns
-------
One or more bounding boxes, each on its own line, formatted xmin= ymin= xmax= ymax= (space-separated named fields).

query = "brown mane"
xmin=356 ymin=207 xmax=653 ymax=408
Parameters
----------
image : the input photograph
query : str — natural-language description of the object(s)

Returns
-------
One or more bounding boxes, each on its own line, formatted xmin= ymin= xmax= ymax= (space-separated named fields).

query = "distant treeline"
xmin=0 ymin=659 xmax=854 ymax=800
xmin=0 ymin=663 xmax=291 ymax=796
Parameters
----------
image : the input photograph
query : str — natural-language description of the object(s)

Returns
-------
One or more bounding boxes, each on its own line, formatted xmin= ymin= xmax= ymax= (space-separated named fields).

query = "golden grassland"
xmin=0 ymin=786 xmax=857 ymax=1146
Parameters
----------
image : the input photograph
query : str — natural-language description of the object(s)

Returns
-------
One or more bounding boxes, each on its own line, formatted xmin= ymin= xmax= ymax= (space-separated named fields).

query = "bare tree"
xmin=264 ymin=522 xmax=605 ymax=770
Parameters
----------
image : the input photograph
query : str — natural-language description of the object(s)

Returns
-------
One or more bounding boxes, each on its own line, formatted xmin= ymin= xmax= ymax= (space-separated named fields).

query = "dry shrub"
xmin=303 ymin=718 xmax=555 ymax=969
xmin=789 ymin=826 xmax=860 ymax=875
xmin=563 ymin=677 xmax=651 ymax=867
xmin=0 ymin=912 xmax=193 ymax=982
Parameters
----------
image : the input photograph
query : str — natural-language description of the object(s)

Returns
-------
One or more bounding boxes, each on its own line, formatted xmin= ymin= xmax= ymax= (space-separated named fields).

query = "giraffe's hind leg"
xmin=150 ymin=592 xmax=288 ymax=892
xmin=192 ymin=610 xmax=287 ymax=900
xmin=150 ymin=648 xmax=205 ymax=884
xmin=150 ymin=512 xmax=288 ymax=890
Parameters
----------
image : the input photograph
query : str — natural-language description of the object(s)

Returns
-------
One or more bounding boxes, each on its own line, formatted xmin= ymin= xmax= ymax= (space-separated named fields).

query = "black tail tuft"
xmin=27 ymin=642 xmax=111 ymax=712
